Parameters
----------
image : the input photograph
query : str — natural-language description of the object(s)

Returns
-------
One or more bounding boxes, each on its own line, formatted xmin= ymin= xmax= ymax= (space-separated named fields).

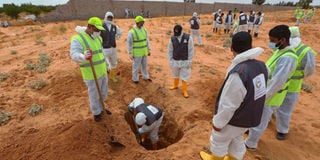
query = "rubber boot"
xmin=224 ymin=155 xmax=237 ymax=160
xmin=110 ymin=69 xmax=118 ymax=82
xmin=182 ymin=80 xmax=189 ymax=98
xmin=218 ymin=29 xmax=221 ymax=35
xmin=170 ymin=78 xmax=179 ymax=90
xmin=199 ymin=151 xmax=224 ymax=160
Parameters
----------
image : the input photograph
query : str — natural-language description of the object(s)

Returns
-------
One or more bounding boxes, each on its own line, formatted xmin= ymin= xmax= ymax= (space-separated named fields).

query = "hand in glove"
xmin=84 ymin=50 xmax=92 ymax=60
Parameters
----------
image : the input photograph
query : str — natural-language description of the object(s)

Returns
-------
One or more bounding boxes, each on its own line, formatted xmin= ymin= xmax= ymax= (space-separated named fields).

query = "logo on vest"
xmin=183 ymin=39 xmax=188 ymax=43
xmin=253 ymin=73 xmax=266 ymax=100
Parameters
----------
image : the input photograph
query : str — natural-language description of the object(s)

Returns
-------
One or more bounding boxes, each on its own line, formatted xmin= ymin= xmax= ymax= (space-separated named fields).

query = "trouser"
xmin=304 ymin=18 xmax=311 ymax=23
xmin=84 ymin=75 xmax=108 ymax=115
xmin=245 ymin=105 xmax=275 ymax=148
xmin=238 ymin=24 xmax=248 ymax=32
xmin=138 ymin=114 xmax=164 ymax=144
xmin=224 ymin=23 xmax=232 ymax=30
xmin=295 ymin=19 xmax=301 ymax=26
xmin=210 ymin=125 xmax=247 ymax=160
xmin=247 ymin=22 xmax=254 ymax=31
xmin=254 ymin=25 xmax=260 ymax=34
xmin=132 ymin=55 xmax=150 ymax=82
xmin=190 ymin=29 xmax=202 ymax=45
xmin=170 ymin=66 xmax=191 ymax=82
xmin=102 ymin=48 xmax=118 ymax=69
xmin=276 ymin=92 xmax=299 ymax=133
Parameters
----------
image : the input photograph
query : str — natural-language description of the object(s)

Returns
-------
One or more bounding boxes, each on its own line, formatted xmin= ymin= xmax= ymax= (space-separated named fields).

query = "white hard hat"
xmin=105 ymin=11 xmax=114 ymax=19
xmin=128 ymin=97 xmax=144 ymax=110
xmin=135 ymin=112 xmax=147 ymax=126
xmin=193 ymin=12 xmax=198 ymax=17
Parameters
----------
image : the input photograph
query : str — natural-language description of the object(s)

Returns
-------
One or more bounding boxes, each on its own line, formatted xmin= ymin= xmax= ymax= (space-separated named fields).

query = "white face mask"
xmin=91 ymin=31 xmax=101 ymax=39
xmin=105 ymin=20 xmax=112 ymax=25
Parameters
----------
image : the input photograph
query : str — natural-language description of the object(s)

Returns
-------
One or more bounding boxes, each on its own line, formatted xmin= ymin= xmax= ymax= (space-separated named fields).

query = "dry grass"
xmin=28 ymin=103 xmax=42 ymax=117
xmin=27 ymin=79 xmax=47 ymax=90
xmin=0 ymin=110 xmax=13 ymax=126
xmin=0 ymin=73 xmax=9 ymax=81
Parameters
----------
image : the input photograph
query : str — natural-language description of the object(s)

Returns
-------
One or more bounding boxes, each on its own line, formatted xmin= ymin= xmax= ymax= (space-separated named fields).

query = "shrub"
xmin=0 ymin=110 xmax=13 ymax=126
xmin=11 ymin=50 xmax=17 ymax=55
xmin=0 ymin=73 xmax=9 ymax=81
xmin=28 ymin=79 xmax=47 ymax=90
xmin=29 ymin=103 xmax=42 ymax=117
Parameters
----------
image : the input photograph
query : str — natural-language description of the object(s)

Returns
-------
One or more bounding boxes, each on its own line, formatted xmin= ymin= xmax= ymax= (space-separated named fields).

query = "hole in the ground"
xmin=124 ymin=111 xmax=183 ymax=150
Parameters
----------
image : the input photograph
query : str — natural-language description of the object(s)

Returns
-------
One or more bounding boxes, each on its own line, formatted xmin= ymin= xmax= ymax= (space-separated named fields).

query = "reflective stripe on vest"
xmin=73 ymin=33 xmax=107 ymax=80
xmin=288 ymin=44 xmax=313 ymax=92
xmin=131 ymin=27 xmax=148 ymax=57
xmin=265 ymin=49 xmax=298 ymax=106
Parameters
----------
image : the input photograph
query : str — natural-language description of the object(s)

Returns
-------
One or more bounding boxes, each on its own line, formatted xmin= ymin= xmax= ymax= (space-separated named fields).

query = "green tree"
xmin=252 ymin=0 xmax=266 ymax=5
xmin=296 ymin=0 xmax=313 ymax=9
xmin=3 ymin=4 xmax=21 ymax=19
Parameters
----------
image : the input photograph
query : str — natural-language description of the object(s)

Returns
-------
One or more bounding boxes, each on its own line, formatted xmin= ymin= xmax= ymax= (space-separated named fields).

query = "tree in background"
xmin=252 ymin=0 xmax=266 ymax=5
xmin=296 ymin=0 xmax=313 ymax=9
xmin=3 ymin=4 xmax=21 ymax=19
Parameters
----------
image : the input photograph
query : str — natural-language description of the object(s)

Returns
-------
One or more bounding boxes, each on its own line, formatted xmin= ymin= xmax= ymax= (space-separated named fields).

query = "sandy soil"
xmin=0 ymin=10 xmax=319 ymax=160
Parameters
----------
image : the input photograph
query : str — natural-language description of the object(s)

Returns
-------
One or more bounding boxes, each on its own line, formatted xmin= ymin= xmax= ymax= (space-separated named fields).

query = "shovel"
xmin=89 ymin=58 xmax=125 ymax=148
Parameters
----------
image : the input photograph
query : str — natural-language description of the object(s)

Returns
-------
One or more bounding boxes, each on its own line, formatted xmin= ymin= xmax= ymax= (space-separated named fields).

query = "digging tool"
xmin=129 ymin=110 xmax=143 ymax=145
xmin=89 ymin=57 xmax=125 ymax=148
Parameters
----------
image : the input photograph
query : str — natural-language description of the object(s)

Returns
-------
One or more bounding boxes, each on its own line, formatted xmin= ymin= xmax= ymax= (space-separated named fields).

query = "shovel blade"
xmin=109 ymin=136 xmax=125 ymax=148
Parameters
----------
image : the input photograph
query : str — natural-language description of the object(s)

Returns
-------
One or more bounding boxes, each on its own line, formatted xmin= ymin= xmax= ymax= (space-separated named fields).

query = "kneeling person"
xmin=128 ymin=98 xmax=164 ymax=150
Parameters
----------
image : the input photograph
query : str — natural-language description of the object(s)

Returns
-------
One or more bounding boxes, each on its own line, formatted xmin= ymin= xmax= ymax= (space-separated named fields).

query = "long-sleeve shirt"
xmin=213 ymin=47 xmax=264 ymax=129
xmin=265 ymin=46 xmax=297 ymax=101
xmin=167 ymin=32 xmax=194 ymax=68
xmin=127 ymin=26 xmax=151 ymax=54
xmin=70 ymin=32 xmax=87 ymax=63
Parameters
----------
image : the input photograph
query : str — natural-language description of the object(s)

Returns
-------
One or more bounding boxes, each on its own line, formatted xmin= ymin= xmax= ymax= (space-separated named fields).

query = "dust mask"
xmin=91 ymin=31 xmax=101 ymax=39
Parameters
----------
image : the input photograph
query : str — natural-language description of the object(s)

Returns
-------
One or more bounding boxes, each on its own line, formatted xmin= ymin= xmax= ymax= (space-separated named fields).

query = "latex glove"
xmin=84 ymin=50 xmax=92 ymax=60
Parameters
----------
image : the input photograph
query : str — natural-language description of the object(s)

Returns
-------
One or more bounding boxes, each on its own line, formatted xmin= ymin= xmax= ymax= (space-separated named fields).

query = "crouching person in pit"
xmin=128 ymin=98 xmax=164 ymax=150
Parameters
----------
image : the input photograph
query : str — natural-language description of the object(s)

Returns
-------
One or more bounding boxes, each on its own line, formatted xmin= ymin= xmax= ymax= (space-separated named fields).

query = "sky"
xmin=0 ymin=0 xmax=319 ymax=7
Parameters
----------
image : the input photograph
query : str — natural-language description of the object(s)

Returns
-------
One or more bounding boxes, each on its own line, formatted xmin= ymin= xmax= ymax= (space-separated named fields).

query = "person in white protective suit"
xmin=167 ymin=24 xmax=194 ymax=98
xmin=274 ymin=26 xmax=317 ymax=140
xmin=70 ymin=17 xmax=112 ymax=123
xmin=238 ymin=11 xmax=248 ymax=32
xmin=245 ymin=25 xmax=298 ymax=150
xmin=127 ymin=16 xmax=152 ymax=84
xmin=199 ymin=32 xmax=268 ymax=160
xmin=100 ymin=11 xmax=122 ymax=83
xmin=213 ymin=9 xmax=222 ymax=33
xmin=128 ymin=98 xmax=164 ymax=150
xmin=253 ymin=12 xmax=264 ymax=38
xmin=224 ymin=10 xmax=234 ymax=34
xmin=189 ymin=12 xmax=202 ymax=46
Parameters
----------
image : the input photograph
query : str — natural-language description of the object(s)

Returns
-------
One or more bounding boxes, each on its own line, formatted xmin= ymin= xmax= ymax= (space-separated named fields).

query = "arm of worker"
xmin=188 ymin=36 xmax=194 ymax=61
xmin=212 ymin=73 xmax=247 ymax=130
xmin=146 ymin=29 xmax=151 ymax=54
xmin=266 ymin=55 xmax=297 ymax=100
xmin=115 ymin=26 xmax=122 ymax=40
xmin=302 ymin=50 xmax=316 ymax=77
xmin=127 ymin=31 xmax=134 ymax=59
xmin=167 ymin=39 xmax=173 ymax=62
xmin=70 ymin=39 xmax=86 ymax=63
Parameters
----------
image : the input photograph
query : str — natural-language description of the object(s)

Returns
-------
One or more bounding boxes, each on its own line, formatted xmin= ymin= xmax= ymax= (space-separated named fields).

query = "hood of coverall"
xmin=135 ymin=112 xmax=147 ymax=126
xmin=129 ymin=98 xmax=144 ymax=109
xmin=289 ymin=26 xmax=302 ymax=48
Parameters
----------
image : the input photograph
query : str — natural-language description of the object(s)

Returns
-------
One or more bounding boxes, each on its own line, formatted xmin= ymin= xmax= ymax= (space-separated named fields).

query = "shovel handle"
xmin=89 ymin=59 xmax=105 ymax=109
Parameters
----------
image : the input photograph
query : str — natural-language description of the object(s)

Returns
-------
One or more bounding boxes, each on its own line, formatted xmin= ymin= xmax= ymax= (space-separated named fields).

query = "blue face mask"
xmin=105 ymin=20 xmax=112 ymax=25
xmin=269 ymin=41 xmax=282 ymax=50
xmin=268 ymin=42 xmax=277 ymax=50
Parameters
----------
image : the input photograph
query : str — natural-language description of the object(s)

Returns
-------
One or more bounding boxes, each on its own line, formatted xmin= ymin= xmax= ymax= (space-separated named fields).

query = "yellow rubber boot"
xmin=224 ymin=155 xmax=237 ymax=160
xmin=170 ymin=78 xmax=179 ymax=90
xmin=182 ymin=80 xmax=189 ymax=98
xmin=199 ymin=151 xmax=224 ymax=160
xmin=110 ymin=69 xmax=118 ymax=82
